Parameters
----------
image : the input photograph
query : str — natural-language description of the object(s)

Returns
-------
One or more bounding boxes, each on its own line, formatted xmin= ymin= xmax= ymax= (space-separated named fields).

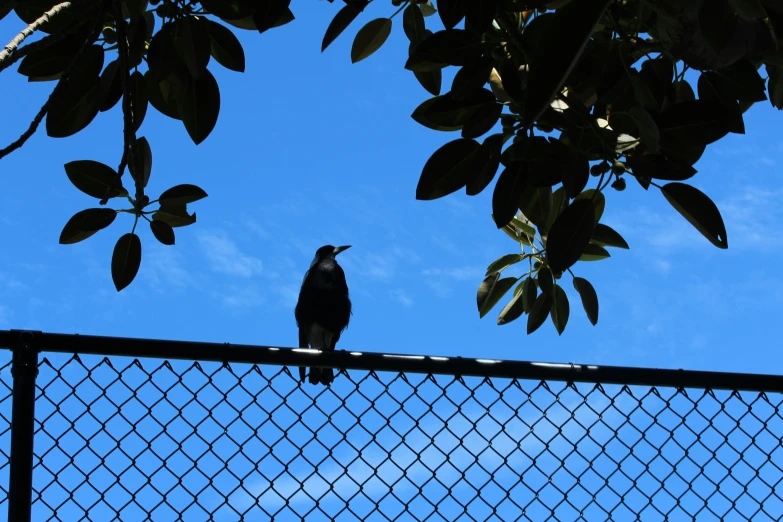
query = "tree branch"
xmin=0 ymin=1 xmax=105 ymax=162
xmin=0 ymin=103 xmax=50 ymax=160
xmin=0 ymin=2 xmax=73 ymax=70
xmin=102 ymin=0 xmax=141 ymax=207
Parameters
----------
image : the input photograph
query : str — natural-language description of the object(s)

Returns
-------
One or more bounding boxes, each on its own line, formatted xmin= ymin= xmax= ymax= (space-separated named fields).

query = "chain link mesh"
xmin=1 ymin=350 xmax=782 ymax=521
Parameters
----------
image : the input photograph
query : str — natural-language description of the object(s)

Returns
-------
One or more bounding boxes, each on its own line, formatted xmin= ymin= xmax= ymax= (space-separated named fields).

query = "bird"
xmin=295 ymin=245 xmax=352 ymax=385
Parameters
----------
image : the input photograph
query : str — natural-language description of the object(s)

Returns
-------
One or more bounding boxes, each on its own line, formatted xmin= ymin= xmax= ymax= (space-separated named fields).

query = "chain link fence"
xmin=1 ymin=333 xmax=783 ymax=521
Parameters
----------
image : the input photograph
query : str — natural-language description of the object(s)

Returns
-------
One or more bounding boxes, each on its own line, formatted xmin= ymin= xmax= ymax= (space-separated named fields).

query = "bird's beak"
xmin=333 ymin=245 xmax=351 ymax=255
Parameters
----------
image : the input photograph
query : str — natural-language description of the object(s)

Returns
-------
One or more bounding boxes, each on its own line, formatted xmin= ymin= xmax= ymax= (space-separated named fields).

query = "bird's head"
xmin=310 ymin=245 xmax=351 ymax=267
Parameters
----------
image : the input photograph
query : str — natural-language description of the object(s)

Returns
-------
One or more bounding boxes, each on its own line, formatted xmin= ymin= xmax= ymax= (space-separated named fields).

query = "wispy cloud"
xmin=219 ymin=285 xmax=265 ymax=308
xmin=421 ymin=265 xmax=482 ymax=298
xmin=340 ymin=245 xmax=421 ymax=282
xmin=278 ymin=283 xmax=300 ymax=308
xmin=245 ymin=221 xmax=269 ymax=239
xmin=422 ymin=266 xmax=481 ymax=281
xmin=390 ymin=288 xmax=413 ymax=307
xmin=198 ymin=229 xmax=264 ymax=277
xmin=143 ymin=245 xmax=194 ymax=289
xmin=719 ymin=186 xmax=783 ymax=250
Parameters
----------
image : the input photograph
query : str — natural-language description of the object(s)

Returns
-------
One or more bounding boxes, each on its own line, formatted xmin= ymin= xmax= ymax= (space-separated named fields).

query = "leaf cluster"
xmin=321 ymin=0 xmax=780 ymax=334
xmin=2 ymin=0 xmax=294 ymax=290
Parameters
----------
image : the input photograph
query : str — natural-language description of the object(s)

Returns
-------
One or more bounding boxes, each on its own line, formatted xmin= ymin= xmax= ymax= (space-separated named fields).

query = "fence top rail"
xmin=0 ymin=329 xmax=780 ymax=393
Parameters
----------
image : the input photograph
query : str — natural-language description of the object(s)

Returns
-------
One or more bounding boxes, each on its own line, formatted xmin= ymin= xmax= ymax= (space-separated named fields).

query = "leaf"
xmin=414 ymin=29 xmax=483 ymax=67
xmin=626 ymin=154 xmax=697 ymax=182
xmin=461 ymin=103 xmax=502 ymax=138
xmin=159 ymin=184 xmax=209 ymax=206
xmin=578 ymin=244 xmax=611 ymax=261
xmin=464 ymin=0 xmax=498 ymax=34
xmin=351 ymin=18 xmax=392 ymax=63
xmin=130 ymin=70 xmax=148 ymax=132
xmin=323 ymin=2 xmax=365 ymax=52
xmin=521 ymin=277 xmax=537 ymax=313
xmin=451 ymin=58 xmax=494 ymax=99
xmin=254 ymin=0 xmax=293 ymax=33
xmin=546 ymin=199 xmax=596 ymax=273
xmin=768 ymin=65 xmax=783 ymax=109
xmin=492 ymin=164 xmax=526 ymax=228
xmin=207 ymin=19 xmax=246 ymax=72
xmin=627 ymin=105 xmax=660 ymax=153
xmin=675 ymin=80 xmax=696 ymax=103
xmin=99 ymin=60 xmax=122 ymax=112
xmin=486 ymin=253 xmax=525 ymax=275
xmin=477 ymin=273 xmax=517 ymax=318
xmin=550 ymin=284 xmax=570 ymax=335
xmin=152 ymin=204 xmax=197 ymax=228
xmin=420 ymin=1 xmax=437 ymax=17
xmin=543 ymin=186 xmax=566 ymax=236
xmin=64 ymin=160 xmax=127 ymax=200
xmin=573 ymin=276 xmax=598 ymax=325
xmin=466 ymin=133 xmax=502 ymax=196
xmin=46 ymin=81 xmax=100 ymax=138
xmin=522 ymin=0 xmax=613 ymax=126
xmin=591 ymin=223 xmax=629 ymax=249
xmin=537 ymin=267 xmax=553 ymax=296
xmin=438 ymin=0 xmax=465 ymax=30
xmin=699 ymin=0 xmax=735 ymax=52
xmin=200 ymin=0 xmax=256 ymax=20
xmin=574 ymin=189 xmax=605 ymax=224
xmin=112 ymin=233 xmax=142 ymax=292
xmin=414 ymin=69 xmax=442 ymax=96
xmin=519 ymin=186 xmax=552 ymax=232
xmin=130 ymin=137 xmax=152 ymax=189
xmin=527 ymin=293 xmax=552 ymax=334
xmin=411 ymin=89 xmax=496 ymax=131
xmin=497 ymin=289 xmax=526 ymax=325
xmin=67 ymin=44 xmax=104 ymax=92
xmin=716 ymin=59 xmax=768 ymax=103
xmin=728 ymin=0 xmax=767 ymax=19
xmin=561 ymin=153 xmax=589 ymax=199
xmin=17 ymin=33 xmax=81 ymax=77
xmin=150 ymin=220 xmax=175 ymax=246
xmin=661 ymin=182 xmax=728 ymax=248
xmin=512 ymin=215 xmax=537 ymax=238
xmin=59 ymin=208 xmax=117 ymax=245
xmin=0 ymin=0 xmax=12 ymax=22
xmin=657 ymin=100 xmax=732 ymax=146
xmin=697 ymin=72 xmax=745 ymax=134
xmin=127 ymin=13 xmax=149 ymax=67
xmin=403 ymin=2 xmax=426 ymax=43
xmin=173 ymin=17 xmax=212 ymax=78
xmin=417 ymin=138 xmax=480 ymax=200
xmin=146 ymin=27 xmax=189 ymax=84
xmin=177 ymin=69 xmax=221 ymax=145
xmin=145 ymin=73 xmax=182 ymax=120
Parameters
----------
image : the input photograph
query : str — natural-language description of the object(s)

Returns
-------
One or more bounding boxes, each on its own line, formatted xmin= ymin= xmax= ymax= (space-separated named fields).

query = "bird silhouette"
xmin=294 ymin=245 xmax=352 ymax=385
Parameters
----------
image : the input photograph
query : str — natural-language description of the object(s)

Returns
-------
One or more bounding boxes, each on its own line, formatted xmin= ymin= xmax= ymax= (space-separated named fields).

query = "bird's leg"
xmin=321 ymin=331 xmax=334 ymax=386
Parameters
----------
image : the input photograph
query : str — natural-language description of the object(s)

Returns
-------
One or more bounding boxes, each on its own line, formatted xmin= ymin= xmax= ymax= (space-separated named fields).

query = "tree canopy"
xmin=0 ymin=0 xmax=780 ymax=334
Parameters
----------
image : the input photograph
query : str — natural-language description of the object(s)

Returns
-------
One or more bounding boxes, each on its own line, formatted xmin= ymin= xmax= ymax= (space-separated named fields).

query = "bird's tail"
xmin=305 ymin=328 xmax=336 ymax=386
xmin=307 ymin=367 xmax=333 ymax=385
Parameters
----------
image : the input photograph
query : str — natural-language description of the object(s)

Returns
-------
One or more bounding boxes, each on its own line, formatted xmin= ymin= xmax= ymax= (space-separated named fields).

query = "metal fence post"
xmin=8 ymin=331 xmax=38 ymax=522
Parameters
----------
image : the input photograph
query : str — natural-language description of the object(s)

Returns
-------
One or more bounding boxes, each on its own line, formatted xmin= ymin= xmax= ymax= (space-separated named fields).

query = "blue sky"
xmin=1 ymin=3 xmax=783 ymax=520
xmin=1 ymin=5 xmax=782 ymax=373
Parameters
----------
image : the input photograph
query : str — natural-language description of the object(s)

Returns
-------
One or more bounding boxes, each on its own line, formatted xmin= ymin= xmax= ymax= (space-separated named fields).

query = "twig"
xmin=102 ymin=0 xmax=140 ymax=207
xmin=0 ymin=103 xmax=50 ymax=160
xmin=0 ymin=1 xmax=105 ymax=162
xmin=0 ymin=2 xmax=72 ymax=69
